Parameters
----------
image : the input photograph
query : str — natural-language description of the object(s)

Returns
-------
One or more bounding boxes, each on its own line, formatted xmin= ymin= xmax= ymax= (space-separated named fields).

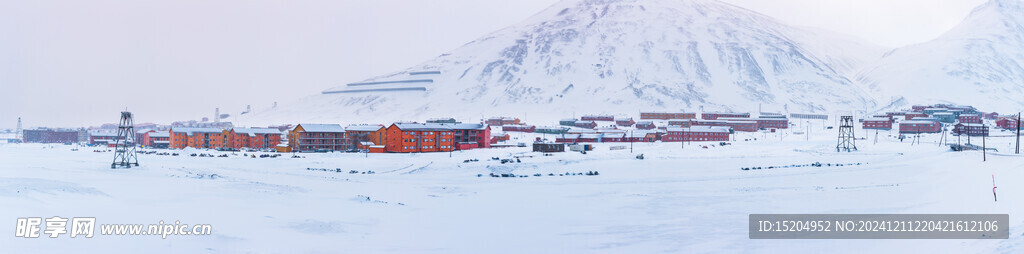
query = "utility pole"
xmin=983 ymin=127 xmax=987 ymax=162
xmin=1016 ymin=112 xmax=1020 ymax=154
xmin=622 ymin=131 xmax=630 ymax=152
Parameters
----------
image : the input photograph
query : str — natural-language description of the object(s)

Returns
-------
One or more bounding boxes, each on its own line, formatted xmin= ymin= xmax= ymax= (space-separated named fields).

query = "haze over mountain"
xmin=237 ymin=0 xmax=887 ymax=125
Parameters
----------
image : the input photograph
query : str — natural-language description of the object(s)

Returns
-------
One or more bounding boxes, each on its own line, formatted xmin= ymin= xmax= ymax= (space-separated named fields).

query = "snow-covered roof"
xmin=148 ymin=131 xmax=170 ymax=138
xmin=601 ymin=133 xmax=624 ymax=138
xmin=443 ymin=123 xmax=489 ymax=130
xmin=614 ymin=117 xmax=632 ymax=121
xmin=719 ymin=117 xmax=788 ymax=121
xmin=932 ymin=112 xmax=955 ymax=116
xmin=89 ymin=130 xmax=118 ymax=137
xmin=559 ymin=134 xmax=581 ymax=139
xmin=171 ymin=127 xmax=225 ymax=135
xmin=703 ymin=112 xmax=749 ymax=115
xmin=862 ymin=118 xmax=891 ymax=122
xmin=956 ymin=123 xmax=986 ymax=127
xmin=392 ymin=123 xmax=451 ymax=131
xmin=636 ymin=121 xmax=653 ymax=125
xmin=902 ymin=120 xmax=939 ymax=124
xmin=580 ymin=134 xmax=603 ymax=139
xmin=626 ymin=131 xmax=655 ymax=138
xmin=345 ymin=125 xmax=385 ymax=132
xmin=234 ymin=127 xmax=282 ymax=137
xmin=359 ymin=141 xmax=375 ymax=146
xmin=667 ymin=126 xmax=730 ymax=133
xmin=574 ymin=120 xmax=595 ymax=124
xmin=296 ymin=124 xmax=346 ymax=133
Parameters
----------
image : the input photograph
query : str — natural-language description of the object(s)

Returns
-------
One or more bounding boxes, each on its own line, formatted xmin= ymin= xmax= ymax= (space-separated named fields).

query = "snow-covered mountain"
xmin=238 ymin=0 xmax=886 ymax=125
xmin=857 ymin=0 xmax=1024 ymax=113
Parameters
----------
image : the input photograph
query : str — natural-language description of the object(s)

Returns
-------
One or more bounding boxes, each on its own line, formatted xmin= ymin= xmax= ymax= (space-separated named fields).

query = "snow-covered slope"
xmin=857 ymin=0 xmax=1024 ymax=112
xmin=238 ymin=0 xmax=885 ymax=125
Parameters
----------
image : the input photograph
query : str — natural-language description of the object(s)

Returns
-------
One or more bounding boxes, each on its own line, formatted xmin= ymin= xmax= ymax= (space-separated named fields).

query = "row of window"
xmin=402 ymin=145 xmax=450 ymax=150
xmin=402 ymin=131 xmax=452 ymax=135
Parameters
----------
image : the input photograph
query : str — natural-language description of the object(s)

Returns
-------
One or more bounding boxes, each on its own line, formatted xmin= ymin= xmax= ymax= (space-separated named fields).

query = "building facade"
xmin=640 ymin=112 xmax=696 ymax=120
xmin=861 ymin=118 xmax=893 ymax=130
xmin=385 ymin=123 xmax=454 ymax=153
xmin=169 ymin=127 xmax=228 ymax=149
xmin=701 ymin=112 xmax=750 ymax=120
xmin=899 ymin=121 xmax=942 ymax=134
xmin=288 ymin=124 xmax=348 ymax=152
xmin=663 ymin=126 xmax=731 ymax=142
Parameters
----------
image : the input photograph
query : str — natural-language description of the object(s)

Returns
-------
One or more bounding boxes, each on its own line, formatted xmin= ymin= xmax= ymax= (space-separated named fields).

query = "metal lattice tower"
xmin=836 ymin=115 xmax=857 ymax=152
xmin=111 ymin=111 xmax=139 ymax=168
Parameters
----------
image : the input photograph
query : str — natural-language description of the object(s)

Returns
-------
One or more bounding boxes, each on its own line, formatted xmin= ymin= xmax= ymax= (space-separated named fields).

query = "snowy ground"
xmin=2 ymin=126 xmax=1023 ymax=253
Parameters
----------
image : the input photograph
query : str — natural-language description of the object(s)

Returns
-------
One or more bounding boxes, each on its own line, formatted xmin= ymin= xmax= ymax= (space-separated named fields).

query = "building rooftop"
xmin=345 ymin=125 xmax=385 ymax=132
xmin=171 ymin=127 xmax=226 ymax=135
xmin=902 ymin=120 xmax=939 ymax=124
xmin=667 ymin=126 xmax=730 ymax=133
xmin=392 ymin=123 xmax=452 ymax=131
xmin=296 ymin=124 xmax=346 ymax=133
xmin=234 ymin=127 xmax=282 ymax=137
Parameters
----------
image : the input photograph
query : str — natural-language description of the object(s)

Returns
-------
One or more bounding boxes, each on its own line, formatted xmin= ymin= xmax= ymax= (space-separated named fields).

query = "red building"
xmin=169 ymin=127 xmax=228 ymax=149
xmin=668 ymin=119 xmax=692 ymax=128
xmin=581 ymin=115 xmax=614 ymax=121
xmin=635 ymin=121 xmax=656 ymax=130
xmin=861 ymin=118 xmax=892 ymax=130
xmin=141 ymin=131 xmax=170 ymax=148
xmin=230 ymin=128 xmax=283 ymax=150
xmin=905 ymin=112 xmax=928 ymax=120
xmin=502 ymin=124 xmax=536 ymax=133
xmin=555 ymin=134 xmax=580 ymax=143
xmin=663 ymin=126 xmax=730 ymax=142
xmin=288 ymin=124 xmax=348 ymax=152
xmin=996 ymin=118 xmax=1020 ymax=130
xmin=485 ymin=117 xmax=519 ymax=126
xmin=886 ymin=112 xmax=907 ymax=118
xmin=446 ymin=123 xmax=491 ymax=150
xmin=574 ymin=120 xmax=597 ymax=129
xmin=702 ymin=112 xmax=750 ymax=120
xmin=725 ymin=120 xmax=758 ymax=132
xmin=953 ymin=123 xmax=988 ymax=136
xmin=384 ymin=123 xmax=454 ymax=153
xmin=719 ymin=117 xmax=788 ymax=129
xmin=640 ymin=112 xmax=696 ymax=120
xmin=624 ymin=131 xmax=659 ymax=142
xmin=615 ymin=117 xmax=635 ymax=127
xmin=958 ymin=114 xmax=982 ymax=124
xmin=911 ymin=105 xmax=928 ymax=112
xmin=983 ymin=112 xmax=999 ymax=120
xmin=491 ymin=133 xmax=510 ymax=143
xmin=899 ymin=121 xmax=942 ymax=134
xmin=89 ymin=130 xmax=120 ymax=147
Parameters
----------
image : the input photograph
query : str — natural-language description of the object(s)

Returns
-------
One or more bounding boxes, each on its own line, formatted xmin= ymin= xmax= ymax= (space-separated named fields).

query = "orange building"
xmin=384 ymin=123 xmax=454 ymax=153
xmin=230 ymin=128 xmax=283 ymax=150
xmin=169 ymin=127 xmax=229 ymax=149
xmin=289 ymin=124 xmax=348 ymax=152
xmin=346 ymin=125 xmax=387 ymax=150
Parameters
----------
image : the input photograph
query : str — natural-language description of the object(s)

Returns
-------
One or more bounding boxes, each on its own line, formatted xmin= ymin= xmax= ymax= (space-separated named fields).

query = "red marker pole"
xmin=992 ymin=174 xmax=998 ymax=202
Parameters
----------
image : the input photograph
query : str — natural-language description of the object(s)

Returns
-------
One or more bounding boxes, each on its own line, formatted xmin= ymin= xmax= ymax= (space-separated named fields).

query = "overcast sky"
xmin=0 ymin=0 xmax=989 ymax=129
